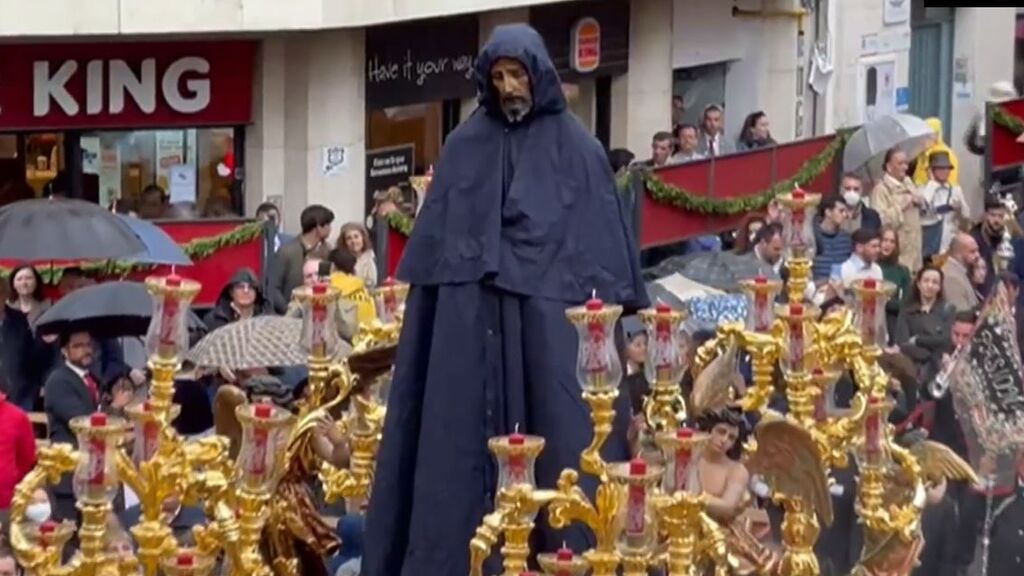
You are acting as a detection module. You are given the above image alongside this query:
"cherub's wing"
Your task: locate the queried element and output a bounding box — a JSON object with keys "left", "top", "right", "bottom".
{"left": 213, "top": 385, "right": 247, "bottom": 459}
{"left": 747, "top": 416, "right": 833, "bottom": 526}
{"left": 692, "top": 341, "right": 739, "bottom": 416}
{"left": 910, "top": 440, "right": 979, "bottom": 487}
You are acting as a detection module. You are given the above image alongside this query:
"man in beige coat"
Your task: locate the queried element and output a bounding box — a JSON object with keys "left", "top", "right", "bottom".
{"left": 941, "top": 233, "right": 981, "bottom": 312}
{"left": 871, "top": 148, "right": 925, "bottom": 272}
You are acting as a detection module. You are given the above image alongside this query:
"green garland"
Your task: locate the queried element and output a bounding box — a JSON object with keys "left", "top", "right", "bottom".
{"left": 2, "top": 221, "right": 265, "bottom": 285}
{"left": 385, "top": 132, "right": 849, "bottom": 233}
{"left": 992, "top": 105, "right": 1024, "bottom": 136}
{"left": 385, "top": 211, "right": 415, "bottom": 237}
{"left": 643, "top": 131, "right": 851, "bottom": 216}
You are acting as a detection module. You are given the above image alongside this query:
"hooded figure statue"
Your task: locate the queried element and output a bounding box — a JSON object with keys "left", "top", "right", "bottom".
{"left": 362, "top": 24, "right": 648, "bottom": 576}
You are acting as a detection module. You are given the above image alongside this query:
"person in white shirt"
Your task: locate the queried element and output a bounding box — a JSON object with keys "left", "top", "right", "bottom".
{"left": 919, "top": 151, "right": 968, "bottom": 260}
{"left": 839, "top": 228, "right": 884, "bottom": 290}
{"left": 697, "top": 104, "right": 735, "bottom": 157}
{"left": 669, "top": 124, "right": 705, "bottom": 165}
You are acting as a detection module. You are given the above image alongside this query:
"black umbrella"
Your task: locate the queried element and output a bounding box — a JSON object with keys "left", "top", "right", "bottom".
{"left": 0, "top": 197, "right": 146, "bottom": 261}
{"left": 35, "top": 281, "right": 206, "bottom": 340}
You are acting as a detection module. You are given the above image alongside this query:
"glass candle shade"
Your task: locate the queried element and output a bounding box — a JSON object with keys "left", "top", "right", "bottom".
{"left": 537, "top": 546, "right": 590, "bottom": 576}
{"left": 144, "top": 274, "right": 201, "bottom": 360}
{"left": 488, "top": 431, "right": 545, "bottom": 492}
{"left": 811, "top": 368, "right": 843, "bottom": 423}
{"left": 776, "top": 303, "right": 818, "bottom": 376}
{"left": 656, "top": 427, "right": 703, "bottom": 494}
{"left": 125, "top": 401, "right": 181, "bottom": 466}
{"left": 566, "top": 297, "right": 624, "bottom": 394}
{"left": 161, "top": 549, "right": 217, "bottom": 576}
{"left": 236, "top": 402, "right": 294, "bottom": 494}
{"left": 610, "top": 459, "right": 662, "bottom": 555}
{"left": 740, "top": 276, "right": 783, "bottom": 333}
{"left": 849, "top": 279, "right": 895, "bottom": 351}
{"left": 27, "top": 520, "right": 75, "bottom": 552}
{"left": 856, "top": 396, "right": 892, "bottom": 469}
{"left": 295, "top": 282, "right": 339, "bottom": 358}
{"left": 639, "top": 304, "right": 686, "bottom": 385}
{"left": 778, "top": 188, "right": 822, "bottom": 260}
{"left": 71, "top": 413, "right": 126, "bottom": 504}
{"left": 373, "top": 278, "right": 410, "bottom": 325}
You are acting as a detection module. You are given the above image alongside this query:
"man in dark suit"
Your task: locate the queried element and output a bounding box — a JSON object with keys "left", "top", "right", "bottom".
{"left": 44, "top": 331, "right": 132, "bottom": 523}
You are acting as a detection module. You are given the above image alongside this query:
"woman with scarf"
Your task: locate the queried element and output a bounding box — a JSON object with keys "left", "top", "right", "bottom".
{"left": 871, "top": 147, "right": 925, "bottom": 272}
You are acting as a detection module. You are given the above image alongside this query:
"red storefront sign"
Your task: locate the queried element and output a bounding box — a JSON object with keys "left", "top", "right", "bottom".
{"left": 0, "top": 41, "right": 255, "bottom": 131}
{"left": 570, "top": 17, "right": 601, "bottom": 74}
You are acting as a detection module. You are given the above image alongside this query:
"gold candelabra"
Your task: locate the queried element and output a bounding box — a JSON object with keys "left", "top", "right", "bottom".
{"left": 9, "top": 275, "right": 407, "bottom": 576}
{"left": 685, "top": 188, "right": 932, "bottom": 576}
{"left": 468, "top": 297, "right": 733, "bottom": 576}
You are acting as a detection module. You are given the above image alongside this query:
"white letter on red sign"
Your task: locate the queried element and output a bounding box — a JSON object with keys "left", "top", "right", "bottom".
{"left": 163, "top": 57, "right": 210, "bottom": 114}
{"left": 34, "top": 61, "right": 79, "bottom": 117}
{"left": 86, "top": 60, "right": 104, "bottom": 115}
{"left": 109, "top": 59, "right": 157, "bottom": 115}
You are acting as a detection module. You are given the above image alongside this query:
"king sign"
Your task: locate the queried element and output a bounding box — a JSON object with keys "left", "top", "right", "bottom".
{"left": 33, "top": 56, "right": 211, "bottom": 117}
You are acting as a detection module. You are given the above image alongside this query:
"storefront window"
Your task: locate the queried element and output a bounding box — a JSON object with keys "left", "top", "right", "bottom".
{"left": 82, "top": 128, "right": 236, "bottom": 217}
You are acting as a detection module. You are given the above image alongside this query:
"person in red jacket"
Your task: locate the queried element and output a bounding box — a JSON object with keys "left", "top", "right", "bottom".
{"left": 0, "top": 392, "right": 36, "bottom": 511}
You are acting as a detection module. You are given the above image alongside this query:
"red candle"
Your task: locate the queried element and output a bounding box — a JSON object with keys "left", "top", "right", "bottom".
{"left": 310, "top": 283, "right": 329, "bottom": 355}
{"left": 789, "top": 303, "right": 803, "bottom": 316}
{"left": 141, "top": 401, "right": 159, "bottom": 460}
{"left": 382, "top": 276, "right": 396, "bottom": 287}
{"left": 674, "top": 428, "right": 694, "bottom": 491}
{"left": 165, "top": 274, "right": 182, "bottom": 288}
{"left": 556, "top": 545, "right": 573, "bottom": 562}
{"left": 655, "top": 302, "right": 671, "bottom": 314}
{"left": 177, "top": 552, "right": 195, "bottom": 567}
{"left": 249, "top": 404, "right": 272, "bottom": 476}
{"left": 792, "top": 188, "right": 805, "bottom": 200}
{"left": 312, "top": 282, "right": 328, "bottom": 295}
{"left": 585, "top": 297, "right": 603, "bottom": 311}
{"left": 39, "top": 520, "right": 56, "bottom": 535}
{"left": 754, "top": 275, "right": 767, "bottom": 285}
{"left": 626, "top": 458, "right": 647, "bottom": 541}
{"left": 865, "top": 397, "right": 881, "bottom": 464}
{"left": 507, "top": 428, "right": 526, "bottom": 483}
{"left": 158, "top": 281, "right": 181, "bottom": 353}
{"left": 86, "top": 413, "right": 108, "bottom": 489}
{"left": 863, "top": 278, "right": 877, "bottom": 290}
{"left": 508, "top": 431, "right": 525, "bottom": 446}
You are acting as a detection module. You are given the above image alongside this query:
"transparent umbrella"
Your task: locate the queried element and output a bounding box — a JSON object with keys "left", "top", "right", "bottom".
{"left": 842, "top": 113, "right": 935, "bottom": 179}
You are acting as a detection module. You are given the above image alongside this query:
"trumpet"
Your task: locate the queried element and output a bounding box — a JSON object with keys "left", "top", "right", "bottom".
{"left": 928, "top": 347, "right": 961, "bottom": 399}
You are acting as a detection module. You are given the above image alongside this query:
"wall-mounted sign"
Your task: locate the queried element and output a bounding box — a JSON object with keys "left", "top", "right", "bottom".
{"left": 530, "top": 0, "right": 629, "bottom": 81}
{"left": 365, "top": 144, "right": 415, "bottom": 215}
{"left": 570, "top": 17, "right": 601, "bottom": 74}
{"left": 883, "top": 0, "right": 910, "bottom": 26}
{"left": 0, "top": 41, "right": 255, "bottom": 131}
{"left": 365, "top": 15, "right": 479, "bottom": 109}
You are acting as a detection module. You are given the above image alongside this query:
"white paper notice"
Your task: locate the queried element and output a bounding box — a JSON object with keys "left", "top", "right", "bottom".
{"left": 168, "top": 165, "right": 197, "bottom": 204}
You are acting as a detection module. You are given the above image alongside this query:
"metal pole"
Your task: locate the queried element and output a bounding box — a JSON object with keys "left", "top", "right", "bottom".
{"left": 981, "top": 474, "right": 995, "bottom": 576}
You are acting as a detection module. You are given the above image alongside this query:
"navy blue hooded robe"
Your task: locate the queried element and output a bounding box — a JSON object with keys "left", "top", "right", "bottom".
{"left": 361, "top": 24, "right": 649, "bottom": 576}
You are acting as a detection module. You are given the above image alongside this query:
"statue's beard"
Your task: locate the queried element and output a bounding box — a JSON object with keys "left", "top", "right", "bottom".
{"left": 501, "top": 96, "right": 532, "bottom": 123}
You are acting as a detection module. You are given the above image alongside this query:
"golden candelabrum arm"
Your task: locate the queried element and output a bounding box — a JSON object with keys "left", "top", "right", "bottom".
{"left": 466, "top": 484, "right": 560, "bottom": 576}
{"left": 546, "top": 469, "right": 623, "bottom": 576}
{"left": 654, "top": 490, "right": 736, "bottom": 576}
{"left": 814, "top": 393, "right": 868, "bottom": 470}
{"left": 579, "top": 390, "right": 618, "bottom": 479}
{"left": 319, "top": 364, "right": 387, "bottom": 504}
{"left": 692, "top": 323, "right": 781, "bottom": 415}
{"left": 9, "top": 445, "right": 79, "bottom": 576}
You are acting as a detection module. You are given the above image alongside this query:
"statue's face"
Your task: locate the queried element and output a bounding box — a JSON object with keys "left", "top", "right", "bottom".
{"left": 490, "top": 58, "right": 532, "bottom": 123}
{"left": 709, "top": 422, "right": 739, "bottom": 456}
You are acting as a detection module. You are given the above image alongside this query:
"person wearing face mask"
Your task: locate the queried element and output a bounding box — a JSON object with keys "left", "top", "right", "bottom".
{"left": 839, "top": 174, "right": 882, "bottom": 234}
{"left": 22, "top": 488, "right": 53, "bottom": 527}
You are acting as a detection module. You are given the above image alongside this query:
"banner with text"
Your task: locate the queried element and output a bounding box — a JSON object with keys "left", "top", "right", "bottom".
{"left": 366, "top": 145, "right": 416, "bottom": 215}
{"left": 365, "top": 15, "right": 479, "bottom": 109}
